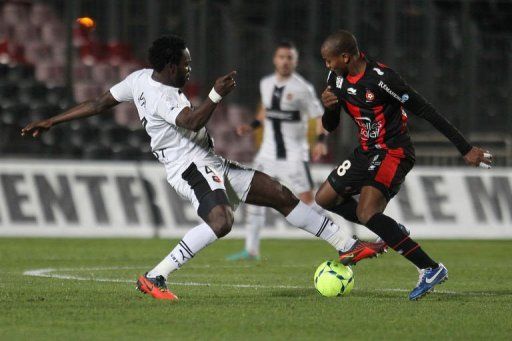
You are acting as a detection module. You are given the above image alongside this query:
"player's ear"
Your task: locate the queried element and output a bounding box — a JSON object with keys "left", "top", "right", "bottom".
{"left": 342, "top": 53, "right": 350, "bottom": 64}
{"left": 168, "top": 63, "right": 177, "bottom": 76}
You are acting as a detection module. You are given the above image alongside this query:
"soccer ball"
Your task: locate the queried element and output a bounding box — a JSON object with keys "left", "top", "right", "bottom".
{"left": 314, "top": 260, "right": 354, "bottom": 297}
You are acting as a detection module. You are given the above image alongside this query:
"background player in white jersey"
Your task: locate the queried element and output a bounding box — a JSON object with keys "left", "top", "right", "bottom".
{"left": 21, "top": 35, "right": 385, "bottom": 301}
{"left": 228, "top": 41, "right": 329, "bottom": 260}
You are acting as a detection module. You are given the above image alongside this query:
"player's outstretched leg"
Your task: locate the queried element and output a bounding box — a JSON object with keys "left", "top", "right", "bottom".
{"left": 244, "top": 171, "right": 386, "bottom": 264}
{"left": 226, "top": 204, "right": 263, "bottom": 261}
{"left": 137, "top": 202, "right": 234, "bottom": 301}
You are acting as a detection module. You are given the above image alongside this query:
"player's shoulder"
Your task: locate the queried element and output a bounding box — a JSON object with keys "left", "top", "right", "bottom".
{"left": 126, "top": 68, "right": 152, "bottom": 80}
{"left": 260, "top": 73, "right": 275, "bottom": 85}
{"left": 366, "top": 59, "right": 401, "bottom": 82}
{"left": 290, "top": 73, "right": 314, "bottom": 90}
{"left": 119, "top": 68, "right": 152, "bottom": 89}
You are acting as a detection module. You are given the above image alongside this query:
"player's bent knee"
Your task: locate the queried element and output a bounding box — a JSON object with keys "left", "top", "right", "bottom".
{"left": 356, "top": 205, "right": 378, "bottom": 225}
{"left": 315, "top": 182, "right": 340, "bottom": 209}
{"left": 198, "top": 189, "right": 230, "bottom": 221}
{"left": 315, "top": 190, "right": 330, "bottom": 209}
{"left": 276, "top": 185, "right": 299, "bottom": 213}
{"left": 207, "top": 204, "right": 234, "bottom": 238}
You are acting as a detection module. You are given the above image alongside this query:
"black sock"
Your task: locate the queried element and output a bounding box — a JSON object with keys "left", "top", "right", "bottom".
{"left": 365, "top": 213, "right": 438, "bottom": 269}
{"left": 328, "top": 197, "right": 360, "bottom": 224}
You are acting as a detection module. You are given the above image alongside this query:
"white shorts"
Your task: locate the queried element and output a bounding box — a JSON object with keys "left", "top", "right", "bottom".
{"left": 253, "top": 158, "right": 314, "bottom": 194}
{"left": 161, "top": 153, "right": 255, "bottom": 214}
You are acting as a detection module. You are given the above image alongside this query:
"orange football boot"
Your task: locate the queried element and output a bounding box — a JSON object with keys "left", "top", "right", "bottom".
{"left": 136, "top": 273, "right": 178, "bottom": 301}
{"left": 339, "top": 239, "right": 387, "bottom": 265}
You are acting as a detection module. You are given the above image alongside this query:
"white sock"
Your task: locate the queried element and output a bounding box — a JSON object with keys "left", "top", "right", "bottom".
{"left": 147, "top": 223, "right": 218, "bottom": 279}
{"left": 245, "top": 205, "right": 265, "bottom": 256}
{"left": 310, "top": 201, "right": 326, "bottom": 214}
{"left": 285, "top": 201, "right": 356, "bottom": 251}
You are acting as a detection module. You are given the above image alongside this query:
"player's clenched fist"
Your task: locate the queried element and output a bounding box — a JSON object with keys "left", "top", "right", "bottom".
{"left": 321, "top": 86, "right": 338, "bottom": 109}
{"left": 214, "top": 71, "right": 237, "bottom": 96}
{"left": 21, "top": 119, "right": 53, "bottom": 137}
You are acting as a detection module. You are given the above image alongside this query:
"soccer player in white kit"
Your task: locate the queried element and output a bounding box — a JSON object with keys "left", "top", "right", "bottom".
{"left": 22, "top": 35, "right": 385, "bottom": 301}
{"left": 227, "top": 41, "right": 329, "bottom": 261}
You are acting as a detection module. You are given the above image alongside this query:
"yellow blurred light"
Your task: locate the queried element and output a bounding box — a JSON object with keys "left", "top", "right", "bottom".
{"left": 76, "top": 17, "right": 95, "bottom": 28}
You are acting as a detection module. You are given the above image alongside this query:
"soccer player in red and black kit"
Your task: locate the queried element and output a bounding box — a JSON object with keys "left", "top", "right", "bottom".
{"left": 316, "top": 30, "right": 493, "bottom": 300}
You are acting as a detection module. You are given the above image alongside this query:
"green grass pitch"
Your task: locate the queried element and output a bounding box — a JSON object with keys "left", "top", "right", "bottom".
{"left": 1, "top": 238, "right": 511, "bottom": 340}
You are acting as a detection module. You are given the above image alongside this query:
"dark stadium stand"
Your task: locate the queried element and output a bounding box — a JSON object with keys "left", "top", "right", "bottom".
{"left": 0, "top": 0, "right": 510, "bottom": 165}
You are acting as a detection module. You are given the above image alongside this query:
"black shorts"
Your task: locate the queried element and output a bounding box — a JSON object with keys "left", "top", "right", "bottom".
{"left": 327, "top": 146, "right": 415, "bottom": 201}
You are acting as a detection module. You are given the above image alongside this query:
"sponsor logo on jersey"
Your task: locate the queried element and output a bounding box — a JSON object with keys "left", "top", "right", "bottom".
{"left": 373, "top": 67, "right": 384, "bottom": 76}
{"left": 354, "top": 117, "right": 382, "bottom": 141}
{"left": 347, "top": 87, "right": 357, "bottom": 95}
{"left": 266, "top": 110, "right": 300, "bottom": 121}
{"left": 365, "top": 90, "right": 375, "bottom": 102}
{"left": 336, "top": 76, "right": 344, "bottom": 89}
{"left": 378, "top": 80, "right": 408, "bottom": 103}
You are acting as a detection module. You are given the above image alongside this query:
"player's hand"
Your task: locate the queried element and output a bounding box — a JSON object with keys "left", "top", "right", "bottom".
{"left": 236, "top": 124, "right": 253, "bottom": 136}
{"left": 463, "top": 147, "right": 493, "bottom": 168}
{"left": 21, "top": 119, "right": 53, "bottom": 138}
{"left": 214, "top": 71, "right": 237, "bottom": 97}
{"left": 321, "top": 86, "right": 338, "bottom": 109}
{"left": 312, "top": 142, "right": 328, "bottom": 162}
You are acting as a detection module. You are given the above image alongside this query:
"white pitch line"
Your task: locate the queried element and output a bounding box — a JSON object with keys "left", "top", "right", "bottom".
{"left": 27, "top": 264, "right": 311, "bottom": 272}
{"left": 22, "top": 266, "right": 470, "bottom": 295}
{"left": 23, "top": 268, "right": 306, "bottom": 289}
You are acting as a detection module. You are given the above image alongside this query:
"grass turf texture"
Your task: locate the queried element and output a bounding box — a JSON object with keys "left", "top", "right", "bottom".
{"left": 1, "top": 238, "right": 511, "bottom": 340}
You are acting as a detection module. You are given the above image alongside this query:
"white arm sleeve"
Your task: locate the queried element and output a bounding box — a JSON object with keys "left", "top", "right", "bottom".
{"left": 110, "top": 75, "right": 134, "bottom": 102}
{"left": 156, "top": 96, "right": 190, "bottom": 126}
{"left": 303, "top": 84, "right": 323, "bottom": 119}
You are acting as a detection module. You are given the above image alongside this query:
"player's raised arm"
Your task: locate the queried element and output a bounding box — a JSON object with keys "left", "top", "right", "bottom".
{"left": 380, "top": 69, "right": 493, "bottom": 168}
{"left": 21, "top": 91, "right": 120, "bottom": 138}
{"left": 175, "top": 71, "right": 237, "bottom": 132}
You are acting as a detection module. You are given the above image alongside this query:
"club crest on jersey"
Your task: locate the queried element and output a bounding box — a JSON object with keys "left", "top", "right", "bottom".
{"left": 286, "top": 93, "right": 293, "bottom": 101}
{"left": 336, "top": 76, "right": 343, "bottom": 89}
{"left": 347, "top": 87, "right": 357, "bottom": 95}
{"left": 365, "top": 90, "right": 375, "bottom": 102}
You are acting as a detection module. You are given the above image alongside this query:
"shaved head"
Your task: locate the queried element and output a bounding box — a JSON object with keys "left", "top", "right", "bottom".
{"left": 322, "top": 30, "right": 359, "bottom": 57}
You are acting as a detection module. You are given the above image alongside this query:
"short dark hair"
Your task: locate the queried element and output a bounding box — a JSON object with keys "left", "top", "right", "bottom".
{"left": 276, "top": 40, "right": 297, "bottom": 51}
{"left": 323, "top": 30, "right": 359, "bottom": 56}
{"left": 148, "top": 35, "right": 186, "bottom": 72}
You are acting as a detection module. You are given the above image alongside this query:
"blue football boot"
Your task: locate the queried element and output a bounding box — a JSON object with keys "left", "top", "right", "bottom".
{"left": 409, "top": 263, "right": 448, "bottom": 300}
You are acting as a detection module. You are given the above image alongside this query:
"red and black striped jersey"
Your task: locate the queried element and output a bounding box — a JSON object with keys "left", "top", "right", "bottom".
{"left": 323, "top": 57, "right": 472, "bottom": 155}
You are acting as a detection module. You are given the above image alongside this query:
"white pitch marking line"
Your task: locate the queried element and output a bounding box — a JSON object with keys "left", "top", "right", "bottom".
{"left": 22, "top": 266, "right": 473, "bottom": 295}
{"left": 23, "top": 268, "right": 306, "bottom": 289}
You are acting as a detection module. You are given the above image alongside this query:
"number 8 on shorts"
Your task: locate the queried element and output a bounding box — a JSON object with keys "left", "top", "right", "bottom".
{"left": 337, "top": 160, "right": 351, "bottom": 176}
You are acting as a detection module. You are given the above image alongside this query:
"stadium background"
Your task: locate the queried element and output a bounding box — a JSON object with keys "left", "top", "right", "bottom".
{"left": 0, "top": 0, "right": 511, "bottom": 239}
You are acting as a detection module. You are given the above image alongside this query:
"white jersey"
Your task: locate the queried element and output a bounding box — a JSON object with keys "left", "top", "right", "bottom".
{"left": 258, "top": 72, "right": 323, "bottom": 162}
{"left": 109, "top": 69, "right": 213, "bottom": 164}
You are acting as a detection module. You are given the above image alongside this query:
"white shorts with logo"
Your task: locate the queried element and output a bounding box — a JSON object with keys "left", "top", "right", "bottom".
{"left": 253, "top": 157, "right": 314, "bottom": 195}
{"left": 160, "top": 152, "right": 255, "bottom": 212}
